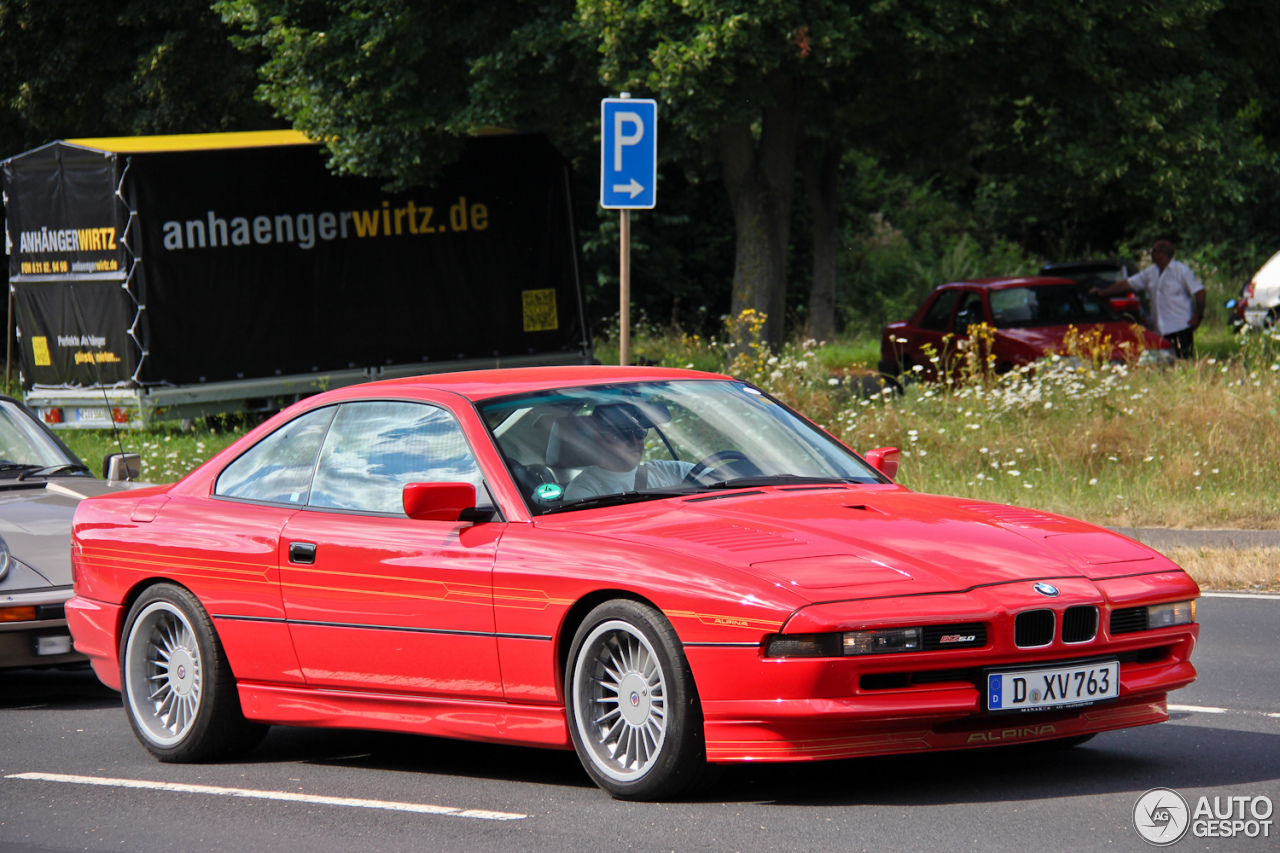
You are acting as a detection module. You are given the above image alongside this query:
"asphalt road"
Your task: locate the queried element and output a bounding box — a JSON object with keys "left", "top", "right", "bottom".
{"left": 1, "top": 595, "right": 1276, "bottom": 853}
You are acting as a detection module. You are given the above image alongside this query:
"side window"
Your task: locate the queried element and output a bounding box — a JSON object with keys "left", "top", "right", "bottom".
{"left": 308, "top": 401, "right": 483, "bottom": 515}
{"left": 215, "top": 406, "right": 336, "bottom": 504}
{"left": 953, "top": 292, "right": 987, "bottom": 331}
{"left": 919, "top": 290, "right": 959, "bottom": 331}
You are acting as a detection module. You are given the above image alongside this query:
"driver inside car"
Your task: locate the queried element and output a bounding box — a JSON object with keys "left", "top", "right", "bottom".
{"left": 563, "top": 404, "right": 694, "bottom": 501}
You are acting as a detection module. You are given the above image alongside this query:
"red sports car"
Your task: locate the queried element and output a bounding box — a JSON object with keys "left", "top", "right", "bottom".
{"left": 880, "top": 277, "right": 1174, "bottom": 379}
{"left": 68, "top": 366, "right": 1199, "bottom": 800}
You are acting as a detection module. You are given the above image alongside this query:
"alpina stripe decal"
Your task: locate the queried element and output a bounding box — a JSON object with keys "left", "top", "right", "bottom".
{"left": 6, "top": 773, "right": 525, "bottom": 820}
{"left": 212, "top": 613, "right": 550, "bottom": 641}
{"left": 682, "top": 642, "right": 761, "bottom": 648}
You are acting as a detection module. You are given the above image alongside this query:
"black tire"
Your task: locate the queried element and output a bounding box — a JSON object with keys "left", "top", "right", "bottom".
{"left": 565, "top": 599, "right": 707, "bottom": 800}
{"left": 119, "top": 584, "right": 267, "bottom": 762}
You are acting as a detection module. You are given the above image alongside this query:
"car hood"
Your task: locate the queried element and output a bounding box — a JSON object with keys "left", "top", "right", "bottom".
{"left": 0, "top": 478, "right": 142, "bottom": 586}
{"left": 550, "top": 488, "right": 1166, "bottom": 602}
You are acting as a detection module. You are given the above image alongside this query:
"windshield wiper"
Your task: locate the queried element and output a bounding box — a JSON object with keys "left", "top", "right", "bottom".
{"left": 702, "top": 475, "right": 855, "bottom": 489}
{"left": 540, "top": 490, "right": 689, "bottom": 515}
{"left": 0, "top": 463, "right": 45, "bottom": 478}
{"left": 16, "top": 463, "right": 92, "bottom": 481}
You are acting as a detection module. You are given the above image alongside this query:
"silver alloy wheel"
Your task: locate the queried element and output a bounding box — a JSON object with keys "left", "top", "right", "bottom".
{"left": 124, "top": 600, "right": 203, "bottom": 747}
{"left": 572, "top": 619, "right": 668, "bottom": 783}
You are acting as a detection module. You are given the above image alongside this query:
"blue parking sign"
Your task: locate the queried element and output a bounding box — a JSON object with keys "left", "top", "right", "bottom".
{"left": 600, "top": 98, "right": 657, "bottom": 209}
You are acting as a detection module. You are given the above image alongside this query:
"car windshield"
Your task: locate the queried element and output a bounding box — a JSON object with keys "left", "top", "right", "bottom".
{"left": 988, "top": 285, "right": 1121, "bottom": 329}
{"left": 0, "top": 400, "right": 82, "bottom": 475}
{"left": 478, "top": 379, "right": 883, "bottom": 515}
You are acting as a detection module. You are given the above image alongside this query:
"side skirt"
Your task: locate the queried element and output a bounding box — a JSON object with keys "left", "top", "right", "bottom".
{"left": 237, "top": 682, "right": 572, "bottom": 750}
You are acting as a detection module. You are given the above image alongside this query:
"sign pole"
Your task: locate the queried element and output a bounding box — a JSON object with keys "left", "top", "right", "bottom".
{"left": 620, "top": 209, "right": 631, "bottom": 366}
{"left": 599, "top": 90, "right": 656, "bottom": 367}
{"left": 618, "top": 91, "right": 632, "bottom": 367}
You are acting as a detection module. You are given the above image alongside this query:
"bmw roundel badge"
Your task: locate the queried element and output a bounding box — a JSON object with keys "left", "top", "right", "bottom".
{"left": 1033, "top": 582, "right": 1060, "bottom": 597}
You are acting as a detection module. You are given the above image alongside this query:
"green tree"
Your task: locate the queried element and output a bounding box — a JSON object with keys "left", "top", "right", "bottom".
{"left": 217, "top": 0, "right": 599, "bottom": 188}
{"left": 216, "top": 0, "right": 1275, "bottom": 345}
{"left": 0, "top": 0, "right": 277, "bottom": 156}
{"left": 852, "top": 0, "right": 1269, "bottom": 257}
{"left": 579, "top": 2, "right": 861, "bottom": 347}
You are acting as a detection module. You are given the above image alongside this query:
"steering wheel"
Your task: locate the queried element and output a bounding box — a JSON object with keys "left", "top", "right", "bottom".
{"left": 682, "top": 450, "right": 754, "bottom": 485}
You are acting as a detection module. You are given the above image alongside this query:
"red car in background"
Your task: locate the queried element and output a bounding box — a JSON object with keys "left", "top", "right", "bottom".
{"left": 880, "top": 277, "right": 1174, "bottom": 379}
{"left": 67, "top": 366, "right": 1198, "bottom": 800}
{"left": 1040, "top": 260, "right": 1144, "bottom": 321}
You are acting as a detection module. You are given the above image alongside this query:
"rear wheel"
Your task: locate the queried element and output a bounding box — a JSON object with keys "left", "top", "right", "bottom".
{"left": 566, "top": 600, "right": 707, "bottom": 800}
{"left": 120, "top": 584, "right": 266, "bottom": 762}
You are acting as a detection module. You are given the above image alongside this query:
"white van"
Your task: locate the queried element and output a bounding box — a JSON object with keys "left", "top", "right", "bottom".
{"left": 1239, "top": 250, "right": 1280, "bottom": 328}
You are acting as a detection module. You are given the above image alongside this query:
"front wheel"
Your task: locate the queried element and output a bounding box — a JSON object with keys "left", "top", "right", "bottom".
{"left": 565, "top": 600, "right": 707, "bottom": 800}
{"left": 120, "top": 584, "right": 267, "bottom": 762}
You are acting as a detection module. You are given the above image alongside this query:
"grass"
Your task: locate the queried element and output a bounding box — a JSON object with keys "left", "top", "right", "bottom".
{"left": 1165, "top": 547, "right": 1280, "bottom": 593}
{"left": 59, "top": 421, "right": 246, "bottom": 484}
{"left": 44, "top": 322, "right": 1280, "bottom": 592}
{"left": 49, "top": 317, "right": 1280, "bottom": 534}
{"left": 592, "top": 315, "right": 1280, "bottom": 530}
{"left": 829, "top": 358, "right": 1280, "bottom": 530}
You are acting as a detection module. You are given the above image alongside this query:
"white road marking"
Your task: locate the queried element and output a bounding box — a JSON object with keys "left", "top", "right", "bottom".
{"left": 1168, "top": 704, "right": 1228, "bottom": 714}
{"left": 1199, "top": 592, "right": 1280, "bottom": 600}
{"left": 5, "top": 772, "right": 526, "bottom": 821}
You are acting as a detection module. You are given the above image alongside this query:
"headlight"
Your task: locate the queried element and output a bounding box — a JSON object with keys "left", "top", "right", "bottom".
{"left": 0, "top": 535, "right": 9, "bottom": 581}
{"left": 1148, "top": 600, "right": 1195, "bottom": 628}
{"left": 844, "top": 627, "right": 922, "bottom": 655}
{"left": 765, "top": 627, "right": 923, "bottom": 658}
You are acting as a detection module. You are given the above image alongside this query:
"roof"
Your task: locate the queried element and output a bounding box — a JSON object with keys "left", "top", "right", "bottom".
{"left": 64, "top": 130, "right": 315, "bottom": 154}
{"left": 346, "top": 365, "right": 732, "bottom": 402}
{"left": 1041, "top": 260, "right": 1128, "bottom": 272}
{"left": 936, "top": 276, "right": 1077, "bottom": 289}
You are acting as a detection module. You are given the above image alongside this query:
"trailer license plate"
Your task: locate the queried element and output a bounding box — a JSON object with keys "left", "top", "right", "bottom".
{"left": 75, "top": 408, "right": 109, "bottom": 423}
{"left": 986, "top": 660, "right": 1119, "bottom": 713}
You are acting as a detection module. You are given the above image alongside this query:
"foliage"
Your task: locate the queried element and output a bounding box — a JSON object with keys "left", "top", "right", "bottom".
{"left": 217, "top": 0, "right": 598, "bottom": 189}
{"left": 578, "top": 1, "right": 860, "bottom": 139}
{"left": 583, "top": 163, "right": 735, "bottom": 337}
{"left": 0, "top": 0, "right": 278, "bottom": 155}
{"left": 832, "top": 153, "right": 1039, "bottom": 336}
{"left": 868, "top": 0, "right": 1272, "bottom": 257}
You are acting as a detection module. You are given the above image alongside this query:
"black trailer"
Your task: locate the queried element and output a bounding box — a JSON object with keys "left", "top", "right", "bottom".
{"left": 2, "top": 130, "right": 589, "bottom": 427}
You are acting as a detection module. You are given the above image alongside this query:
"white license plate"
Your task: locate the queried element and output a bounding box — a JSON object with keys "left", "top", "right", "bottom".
{"left": 986, "top": 660, "right": 1119, "bottom": 713}
{"left": 75, "top": 407, "right": 109, "bottom": 422}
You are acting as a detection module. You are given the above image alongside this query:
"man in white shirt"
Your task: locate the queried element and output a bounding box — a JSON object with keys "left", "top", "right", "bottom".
{"left": 563, "top": 406, "right": 694, "bottom": 501}
{"left": 1091, "top": 241, "right": 1205, "bottom": 358}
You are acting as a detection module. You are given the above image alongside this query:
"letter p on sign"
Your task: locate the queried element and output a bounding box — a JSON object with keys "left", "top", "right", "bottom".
{"left": 613, "top": 112, "right": 644, "bottom": 170}
{"left": 601, "top": 98, "right": 657, "bottom": 209}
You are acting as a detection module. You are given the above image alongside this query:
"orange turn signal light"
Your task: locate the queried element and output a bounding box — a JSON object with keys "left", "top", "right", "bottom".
{"left": 0, "top": 606, "right": 38, "bottom": 623}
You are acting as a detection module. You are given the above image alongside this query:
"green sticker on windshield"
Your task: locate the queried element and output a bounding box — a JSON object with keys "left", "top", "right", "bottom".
{"left": 535, "top": 483, "right": 563, "bottom": 502}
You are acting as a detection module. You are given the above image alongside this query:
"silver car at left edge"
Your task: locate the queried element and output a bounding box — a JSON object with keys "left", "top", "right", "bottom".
{"left": 0, "top": 394, "right": 142, "bottom": 670}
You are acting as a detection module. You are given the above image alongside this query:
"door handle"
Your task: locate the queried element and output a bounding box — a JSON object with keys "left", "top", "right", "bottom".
{"left": 288, "top": 542, "right": 317, "bottom": 564}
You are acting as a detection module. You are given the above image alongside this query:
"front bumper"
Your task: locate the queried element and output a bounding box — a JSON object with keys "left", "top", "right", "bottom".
{"left": 685, "top": 574, "right": 1199, "bottom": 762}
{"left": 0, "top": 585, "right": 85, "bottom": 670}
{"left": 692, "top": 647, "right": 1192, "bottom": 761}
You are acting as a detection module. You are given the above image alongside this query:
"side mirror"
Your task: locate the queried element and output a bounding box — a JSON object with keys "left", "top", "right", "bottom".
{"left": 103, "top": 452, "right": 142, "bottom": 482}
{"left": 402, "top": 482, "right": 478, "bottom": 521}
{"left": 864, "top": 446, "right": 901, "bottom": 481}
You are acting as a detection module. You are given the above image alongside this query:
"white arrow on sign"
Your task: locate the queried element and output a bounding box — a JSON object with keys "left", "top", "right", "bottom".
{"left": 611, "top": 178, "right": 645, "bottom": 199}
